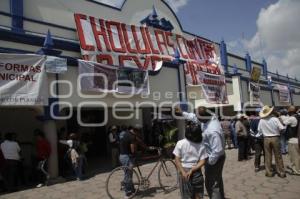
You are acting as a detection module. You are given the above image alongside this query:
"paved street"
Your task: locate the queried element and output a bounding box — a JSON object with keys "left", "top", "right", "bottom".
{"left": 1, "top": 149, "right": 300, "bottom": 199}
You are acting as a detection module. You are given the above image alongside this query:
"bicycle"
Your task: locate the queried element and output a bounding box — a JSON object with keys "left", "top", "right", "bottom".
{"left": 105, "top": 147, "right": 178, "bottom": 199}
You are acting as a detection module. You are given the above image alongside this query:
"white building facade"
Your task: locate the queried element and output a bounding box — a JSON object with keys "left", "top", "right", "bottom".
{"left": 0, "top": 0, "right": 299, "bottom": 178}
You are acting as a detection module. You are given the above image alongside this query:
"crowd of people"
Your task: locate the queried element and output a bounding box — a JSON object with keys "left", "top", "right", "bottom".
{"left": 0, "top": 105, "right": 300, "bottom": 199}
{"left": 0, "top": 130, "right": 51, "bottom": 192}
{"left": 173, "top": 105, "right": 300, "bottom": 199}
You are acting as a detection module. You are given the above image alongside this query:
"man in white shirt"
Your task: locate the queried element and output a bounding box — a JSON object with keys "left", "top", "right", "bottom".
{"left": 0, "top": 133, "right": 21, "bottom": 191}
{"left": 258, "top": 106, "right": 286, "bottom": 178}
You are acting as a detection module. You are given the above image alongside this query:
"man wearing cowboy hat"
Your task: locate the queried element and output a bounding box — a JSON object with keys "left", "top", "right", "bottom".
{"left": 258, "top": 105, "right": 286, "bottom": 178}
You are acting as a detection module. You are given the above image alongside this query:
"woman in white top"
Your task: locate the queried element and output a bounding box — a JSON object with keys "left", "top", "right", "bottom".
{"left": 173, "top": 123, "right": 207, "bottom": 199}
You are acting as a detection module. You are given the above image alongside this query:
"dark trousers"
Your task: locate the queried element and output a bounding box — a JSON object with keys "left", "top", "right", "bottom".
{"left": 238, "top": 137, "right": 248, "bottom": 161}
{"left": 36, "top": 159, "right": 49, "bottom": 184}
{"left": 205, "top": 154, "right": 225, "bottom": 199}
{"left": 254, "top": 139, "right": 264, "bottom": 168}
{"left": 248, "top": 136, "right": 255, "bottom": 153}
{"left": 73, "top": 156, "right": 84, "bottom": 180}
{"left": 3, "top": 159, "right": 19, "bottom": 192}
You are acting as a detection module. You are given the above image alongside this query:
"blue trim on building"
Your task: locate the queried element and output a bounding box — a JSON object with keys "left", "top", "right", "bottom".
{"left": 220, "top": 40, "right": 228, "bottom": 73}
{"left": 0, "top": 11, "right": 76, "bottom": 32}
{"left": 0, "top": 47, "right": 78, "bottom": 66}
{"left": 245, "top": 53, "right": 252, "bottom": 72}
{"left": 262, "top": 59, "right": 268, "bottom": 78}
{"left": 0, "top": 28, "right": 80, "bottom": 52}
{"left": 227, "top": 65, "right": 300, "bottom": 88}
{"left": 10, "top": 0, "right": 24, "bottom": 33}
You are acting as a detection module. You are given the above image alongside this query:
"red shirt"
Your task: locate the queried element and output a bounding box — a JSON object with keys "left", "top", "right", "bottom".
{"left": 36, "top": 138, "right": 51, "bottom": 159}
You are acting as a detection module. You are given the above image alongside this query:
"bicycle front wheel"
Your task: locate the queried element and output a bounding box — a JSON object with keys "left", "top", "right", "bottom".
{"left": 106, "top": 166, "right": 140, "bottom": 199}
{"left": 158, "top": 159, "right": 178, "bottom": 192}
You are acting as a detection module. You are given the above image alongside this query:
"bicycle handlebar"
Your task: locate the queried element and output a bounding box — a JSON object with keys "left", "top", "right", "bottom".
{"left": 148, "top": 146, "right": 163, "bottom": 156}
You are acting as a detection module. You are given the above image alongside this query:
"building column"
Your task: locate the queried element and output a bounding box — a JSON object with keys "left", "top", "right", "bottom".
{"left": 43, "top": 119, "right": 58, "bottom": 178}
{"left": 231, "top": 75, "right": 243, "bottom": 111}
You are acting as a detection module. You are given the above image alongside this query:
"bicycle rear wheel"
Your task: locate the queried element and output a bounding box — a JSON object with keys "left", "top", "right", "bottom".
{"left": 158, "top": 159, "right": 178, "bottom": 192}
{"left": 106, "top": 166, "right": 140, "bottom": 199}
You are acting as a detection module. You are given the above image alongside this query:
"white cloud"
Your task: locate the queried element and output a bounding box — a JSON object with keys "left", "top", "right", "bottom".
{"left": 94, "top": 0, "right": 124, "bottom": 8}
{"left": 165, "top": 0, "right": 189, "bottom": 13}
{"left": 228, "top": 0, "right": 300, "bottom": 78}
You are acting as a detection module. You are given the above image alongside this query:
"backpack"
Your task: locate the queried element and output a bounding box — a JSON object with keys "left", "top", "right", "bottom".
{"left": 249, "top": 118, "right": 262, "bottom": 139}
{"left": 287, "top": 115, "right": 300, "bottom": 139}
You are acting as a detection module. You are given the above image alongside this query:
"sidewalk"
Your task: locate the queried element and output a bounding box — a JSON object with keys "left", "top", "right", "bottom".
{"left": 0, "top": 149, "right": 299, "bottom": 199}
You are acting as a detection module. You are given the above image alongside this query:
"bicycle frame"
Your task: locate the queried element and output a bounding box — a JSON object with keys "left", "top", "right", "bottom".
{"left": 135, "top": 158, "right": 162, "bottom": 181}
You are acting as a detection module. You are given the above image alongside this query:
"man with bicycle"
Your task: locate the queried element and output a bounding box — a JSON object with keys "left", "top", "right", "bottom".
{"left": 119, "top": 126, "right": 148, "bottom": 199}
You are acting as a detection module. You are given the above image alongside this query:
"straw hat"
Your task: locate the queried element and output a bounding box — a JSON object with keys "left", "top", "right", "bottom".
{"left": 111, "top": 125, "right": 117, "bottom": 130}
{"left": 259, "top": 105, "right": 274, "bottom": 118}
{"left": 236, "top": 113, "right": 248, "bottom": 120}
{"left": 236, "top": 113, "right": 244, "bottom": 119}
{"left": 288, "top": 106, "right": 296, "bottom": 114}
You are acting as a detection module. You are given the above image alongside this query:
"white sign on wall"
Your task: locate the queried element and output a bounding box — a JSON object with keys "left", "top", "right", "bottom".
{"left": 45, "top": 56, "right": 67, "bottom": 74}
{"left": 275, "top": 84, "right": 290, "bottom": 103}
{"left": 0, "top": 53, "right": 49, "bottom": 105}
{"left": 78, "top": 59, "right": 149, "bottom": 94}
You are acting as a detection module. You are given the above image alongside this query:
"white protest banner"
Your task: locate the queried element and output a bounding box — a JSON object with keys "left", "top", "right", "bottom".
{"left": 78, "top": 60, "right": 149, "bottom": 94}
{"left": 45, "top": 56, "right": 67, "bottom": 74}
{"left": 197, "top": 71, "right": 228, "bottom": 104}
{"left": 249, "top": 82, "right": 260, "bottom": 104}
{"left": 117, "top": 68, "right": 149, "bottom": 95}
{"left": 0, "top": 53, "right": 48, "bottom": 105}
{"left": 275, "top": 84, "right": 290, "bottom": 103}
{"left": 78, "top": 60, "right": 118, "bottom": 92}
{"left": 74, "top": 13, "right": 222, "bottom": 86}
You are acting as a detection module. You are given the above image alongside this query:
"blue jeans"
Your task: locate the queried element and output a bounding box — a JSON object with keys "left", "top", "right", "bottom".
{"left": 73, "top": 156, "right": 83, "bottom": 180}
{"left": 119, "top": 154, "right": 135, "bottom": 195}
{"left": 230, "top": 128, "right": 238, "bottom": 148}
{"left": 280, "top": 133, "right": 288, "bottom": 154}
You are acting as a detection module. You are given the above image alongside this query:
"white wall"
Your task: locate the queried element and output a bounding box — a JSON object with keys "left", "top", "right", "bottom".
{"left": 259, "top": 90, "right": 272, "bottom": 105}
{"left": 0, "top": 0, "right": 9, "bottom": 12}
{"left": 292, "top": 93, "right": 300, "bottom": 106}
{"left": 0, "top": 0, "right": 11, "bottom": 28}
{"left": 21, "top": 0, "right": 182, "bottom": 41}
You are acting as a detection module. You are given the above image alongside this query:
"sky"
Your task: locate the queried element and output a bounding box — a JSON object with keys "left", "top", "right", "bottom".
{"left": 94, "top": 0, "right": 300, "bottom": 78}
{"left": 166, "top": 0, "right": 300, "bottom": 78}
